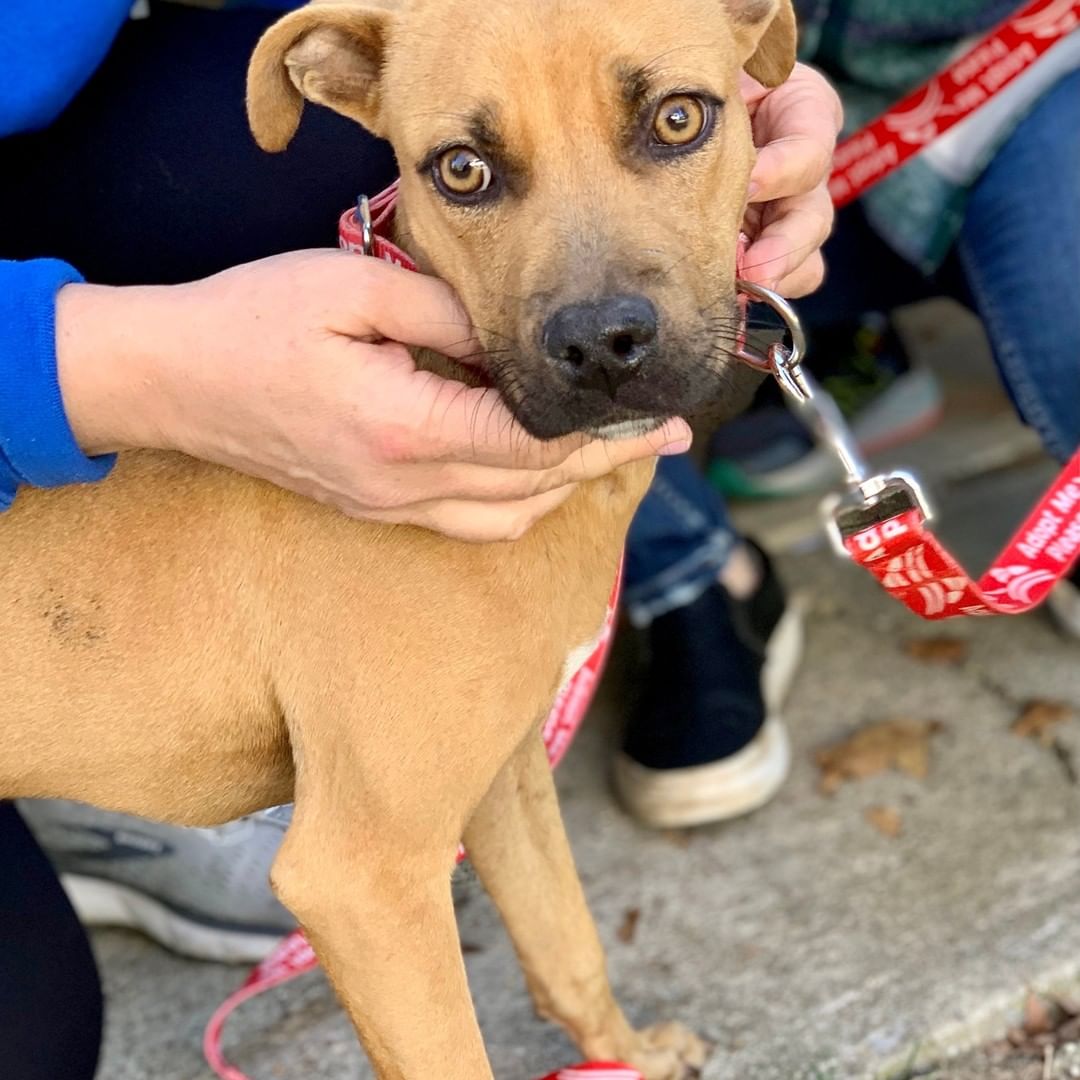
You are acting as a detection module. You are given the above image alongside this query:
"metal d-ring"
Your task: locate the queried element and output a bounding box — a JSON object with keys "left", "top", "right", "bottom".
{"left": 735, "top": 279, "right": 810, "bottom": 402}
{"left": 355, "top": 194, "right": 375, "bottom": 256}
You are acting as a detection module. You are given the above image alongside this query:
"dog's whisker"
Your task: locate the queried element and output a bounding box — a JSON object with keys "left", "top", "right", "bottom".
{"left": 738, "top": 238, "right": 823, "bottom": 274}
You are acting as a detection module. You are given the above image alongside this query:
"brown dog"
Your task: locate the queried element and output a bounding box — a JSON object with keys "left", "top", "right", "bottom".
{"left": 0, "top": 1, "right": 795, "bottom": 1076}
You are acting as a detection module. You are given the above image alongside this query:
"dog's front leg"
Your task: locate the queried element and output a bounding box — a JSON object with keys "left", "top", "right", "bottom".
{"left": 272, "top": 786, "right": 493, "bottom": 1080}
{"left": 463, "top": 735, "right": 710, "bottom": 1080}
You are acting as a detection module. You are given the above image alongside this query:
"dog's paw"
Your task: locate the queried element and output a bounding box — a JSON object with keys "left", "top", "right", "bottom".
{"left": 624, "top": 1020, "right": 711, "bottom": 1080}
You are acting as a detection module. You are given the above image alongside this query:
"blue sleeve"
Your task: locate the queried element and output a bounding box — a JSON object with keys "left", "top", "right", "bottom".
{"left": 0, "top": 0, "right": 133, "bottom": 136}
{"left": 0, "top": 260, "right": 117, "bottom": 511}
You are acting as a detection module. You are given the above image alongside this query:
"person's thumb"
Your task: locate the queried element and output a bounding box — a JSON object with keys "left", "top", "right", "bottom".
{"left": 336, "top": 255, "right": 483, "bottom": 362}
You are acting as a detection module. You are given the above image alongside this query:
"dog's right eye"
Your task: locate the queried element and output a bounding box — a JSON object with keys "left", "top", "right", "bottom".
{"left": 433, "top": 147, "right": 494, "bottom": 201}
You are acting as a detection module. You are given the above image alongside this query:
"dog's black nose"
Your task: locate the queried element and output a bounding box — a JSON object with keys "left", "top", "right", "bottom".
{"left": 542, "top": 295, "right": 658, "bottom": 396}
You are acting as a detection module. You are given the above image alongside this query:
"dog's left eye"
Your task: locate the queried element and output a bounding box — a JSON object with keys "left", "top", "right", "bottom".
{"left": 651, "top": 94, "right": 710, "bottom": 148}
{"left": 433, "top": 147, "right": 494, "bottom": 200}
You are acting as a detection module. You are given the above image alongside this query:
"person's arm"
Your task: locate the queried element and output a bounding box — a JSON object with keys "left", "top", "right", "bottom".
{"left": 45, "top": 250, "right": 692, "bottom": 542}
{"left": 0, "top": 254, "right": 687, "bottom": 536}
{"left": 0, "top": 260, "right": 116, "bottom": 510}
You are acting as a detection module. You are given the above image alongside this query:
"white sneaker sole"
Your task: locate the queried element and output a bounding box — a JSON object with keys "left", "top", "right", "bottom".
{"left": 613, "top": 604, "right": 803, "bottom": 829}
{"left": 60, "top": 874, "right": 287, "bottom": 963}
{"left": 761, "top": 597, "right": 805, "bottom": 714}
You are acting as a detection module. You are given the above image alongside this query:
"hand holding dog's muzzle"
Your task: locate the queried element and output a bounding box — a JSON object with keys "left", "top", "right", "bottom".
{"left": 56, "top": 249, "right": 690, "bottom": 544}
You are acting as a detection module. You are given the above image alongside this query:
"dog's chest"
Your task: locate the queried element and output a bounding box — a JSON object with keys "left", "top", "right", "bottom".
{"left": 557, "top": 619, "right": 607, "bottom": 695}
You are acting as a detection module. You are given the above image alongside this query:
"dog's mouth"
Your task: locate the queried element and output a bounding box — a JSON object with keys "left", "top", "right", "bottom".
{"left": 480, "top": 349, "right": 759, "bottom": 440}
{"left": 470, "top": 292, "right": 758, "bottom": 441}
{"left": 589, "top": 417, "right": 668, "bottom": 440}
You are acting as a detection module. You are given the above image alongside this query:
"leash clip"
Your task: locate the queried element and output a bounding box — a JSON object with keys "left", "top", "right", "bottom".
{"left": 787, "top": 368, "right": 933, "bottom": 558}
{"left": 821, "top": 471, "right": 934, "bottom": 559}
{"left": 735, "top": 280, "right": 934, "bottom": 559}
{"left": 796, "top": 369, "right": 934, "bottom": 558}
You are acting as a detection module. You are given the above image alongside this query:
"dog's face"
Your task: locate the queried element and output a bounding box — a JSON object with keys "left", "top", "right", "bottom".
{"left": 249, "top": 0, "right": 796, "bottom": 438}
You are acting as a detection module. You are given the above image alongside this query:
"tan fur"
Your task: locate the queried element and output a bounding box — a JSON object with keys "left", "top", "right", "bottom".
{"left": 1, "top": 1, "right": 795, "bottom": 1076}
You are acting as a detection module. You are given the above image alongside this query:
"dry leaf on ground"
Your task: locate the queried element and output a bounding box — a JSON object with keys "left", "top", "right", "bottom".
{"left": 1012, "top": 700, "right": 1073, "bottom": 745}
{"left": 1002, "top": 993, "right": 1080, "bottom": 1052}
{"left": 904, "top": 637, "right": 970, "bottom": 665}
{"left": 864, "top": 805, "right": 903, "bottom": 838}
{"left": 616, "top": 908, "right": 641, "bottom": 944}
{"left": 816, "top": 718, "right": 944, "bottom": 795}
{"left": 1023, "top": 992, "right": 1056, "bottom": 1037}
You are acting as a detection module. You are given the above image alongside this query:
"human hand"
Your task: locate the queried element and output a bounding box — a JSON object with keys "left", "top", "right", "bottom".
{"left": 740, "top": 62, "right": 844, "bottom": 297}
{"left": 55, "top": 251, "right": 691, "bottom": 541}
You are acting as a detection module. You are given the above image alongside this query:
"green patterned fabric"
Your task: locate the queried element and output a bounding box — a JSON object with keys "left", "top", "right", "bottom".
{"left": 796, "top": 1, "right": 1075, "bottom": 269}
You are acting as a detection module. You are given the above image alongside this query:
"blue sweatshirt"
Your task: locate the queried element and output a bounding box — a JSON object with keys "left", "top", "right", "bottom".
{"left": 0, "top": 0, "right": 298, "bottom": 510}
{"left": 0, "top": 0, "right": 133, "bottom": 508}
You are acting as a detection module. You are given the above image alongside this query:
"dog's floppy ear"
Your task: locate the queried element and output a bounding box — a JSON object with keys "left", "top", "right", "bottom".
{"left": 727, "top": 0, "right": 798, "bottom": 87}
{"left": 247, "top": 1, "right": 398, "bottom": 152}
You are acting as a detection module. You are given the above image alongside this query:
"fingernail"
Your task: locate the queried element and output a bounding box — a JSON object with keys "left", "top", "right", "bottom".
{"left": 658, "top": 438, "right": 692, "bottom": 456}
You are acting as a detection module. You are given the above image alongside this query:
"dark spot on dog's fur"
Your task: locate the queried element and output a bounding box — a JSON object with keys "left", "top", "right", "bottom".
{"left": 38, "top": 586, "right": 107, "bottom": 648}
{"left": 47, "top": 604, "right": 73, "bottom": 635}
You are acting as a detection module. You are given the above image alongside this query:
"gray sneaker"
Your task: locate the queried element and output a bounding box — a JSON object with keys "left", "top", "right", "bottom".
{"left": 16, "top": 800, "right": 295, "bottom": 962}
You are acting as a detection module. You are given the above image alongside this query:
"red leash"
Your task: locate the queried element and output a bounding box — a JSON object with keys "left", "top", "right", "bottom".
{"left": 778, "top": 362, "right": 1080, "bottom": 619}
{"left": 837, "top": 456, "right": 1080, "bottom": 618}
{"left": 339, "top": 181, "right": 413, "bottom": 269}
{"left": 790, "top": 0, "right": 1080, "bottom": 615}
{"left": 829, "top": 0, "right": 1080, "bottom": 206}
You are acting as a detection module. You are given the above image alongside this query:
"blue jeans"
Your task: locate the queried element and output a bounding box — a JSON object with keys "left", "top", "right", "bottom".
{"left": 624, "top": 454, "right": 738, "bottom": 627}
{"left": 956, "top": 65, "right": 1080, "bottom": 464}
{"left": 625, "top": 66, "right": 1080, "bottom": 622}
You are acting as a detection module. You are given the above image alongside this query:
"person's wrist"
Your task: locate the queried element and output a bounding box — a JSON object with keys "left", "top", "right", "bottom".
{"left": 55, "top": 282, "right": 177, "bottom": 456}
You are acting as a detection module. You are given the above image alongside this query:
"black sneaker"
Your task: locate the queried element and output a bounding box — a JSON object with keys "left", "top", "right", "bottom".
{"left": 613, "top": 544, "right": 802, "bottom": 828}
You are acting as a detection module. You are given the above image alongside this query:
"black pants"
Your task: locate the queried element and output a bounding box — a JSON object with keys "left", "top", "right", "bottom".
{"left": 1, "top": 5, "right": 397, "bottom": 1076}
{"left": 0, "top": 803, "right": 103, "bottom": 1079}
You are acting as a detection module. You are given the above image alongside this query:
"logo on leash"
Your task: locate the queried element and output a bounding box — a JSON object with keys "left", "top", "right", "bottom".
{"left": 1013, "top": 0, "right": 1079, "bottom": 36}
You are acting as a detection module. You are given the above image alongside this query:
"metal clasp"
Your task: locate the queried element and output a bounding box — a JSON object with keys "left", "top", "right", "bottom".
{"left": 820, "top": 470, "right": 934, "bottom": 558}
{"left": 355, "top": 194, "right": 374, "bottom": 256}
{"left": 736, "top": 280, "right": 934, "bottom": 558}
{"left": 735, "top": 280, "right": 811, "bottom": 403}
